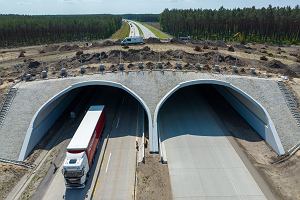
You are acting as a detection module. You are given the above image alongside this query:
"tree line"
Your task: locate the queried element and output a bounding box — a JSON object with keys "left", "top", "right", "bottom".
{"left": 121, "top": 14, "right": 159, "bottom": 22}
{"left": 0, "top": 14, "right": 122, "bottom": 47}
{"left": 160, "top": 6, "right": 300, "bottom": 44}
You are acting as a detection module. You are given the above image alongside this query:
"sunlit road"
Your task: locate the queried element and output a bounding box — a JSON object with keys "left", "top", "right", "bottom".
{"left": 41, "top": 95, "right": 141, "bottom": 200}
{"left": 127, "top": 20, "right": 140, "bottom": 37}
{"left": 159, "top": 87, "right": 266, "bottom": 199}
{"left": 126, "top": 19, "right": 157, "bottom": 39}
{"left": 131, "top": 21, "right": 157, "bottom": 39}
{"left": 92, "top": 97, "right": 142, "bottom": 200}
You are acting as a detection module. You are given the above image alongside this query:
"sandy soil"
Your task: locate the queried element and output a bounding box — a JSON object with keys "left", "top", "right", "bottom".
{"left": 0, "top": 41, "right": 299, "bottom": 84}
{"left": 0, "top": 164, "right": 28, "bottom": 199}
{"left": 136, "top": 142, "right": 172, "bottom": 200}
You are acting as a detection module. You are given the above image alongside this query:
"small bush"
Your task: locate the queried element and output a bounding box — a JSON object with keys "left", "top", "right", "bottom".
{"left": 227, "top": 46, "right": 235, "bottom": 52}
{"left": 260, "top": 56, "right": 268, "bottom": 61}
{"left": 203, "top": 45, "right": 209, "bottom": 49}
{"left": 194, "top": 46, "right": 202, "bottom": 52}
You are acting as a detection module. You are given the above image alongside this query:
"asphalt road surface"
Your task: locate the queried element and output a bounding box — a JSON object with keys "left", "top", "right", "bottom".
{"left": 159, "top": 87, "right": 267, "bottom": 200}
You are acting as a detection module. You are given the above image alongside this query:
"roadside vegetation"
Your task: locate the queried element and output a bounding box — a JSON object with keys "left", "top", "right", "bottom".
{"left": 0, "top": 14, "right": 122, "bottom": 47}
{"left": 142, "top": 23, "right": 172, "bottom": 39}
{"left": 111, "top": 22, "right": 130, "bottom": 39}
{"left": 160, "top": 6, "right": 300, "bottom": 44}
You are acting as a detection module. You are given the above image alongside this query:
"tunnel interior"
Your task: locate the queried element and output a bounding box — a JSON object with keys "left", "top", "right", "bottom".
{"left": 158, "top": 84, "right": 270, "bottom": 151}
{"left": 21, "top": 85, "right": 148, "bottom": 160}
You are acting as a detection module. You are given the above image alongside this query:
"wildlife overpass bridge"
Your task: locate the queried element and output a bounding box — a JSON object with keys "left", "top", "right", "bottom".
{"left": 0, "top": 71, "right": 299, "bottom": 161}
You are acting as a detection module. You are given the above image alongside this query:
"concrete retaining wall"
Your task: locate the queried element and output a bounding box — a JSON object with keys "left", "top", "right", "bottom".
{"left": 18, "top": 91, "right": 78, "bottom": 160}
{"left": 215, "top": 86, "right": 285, "bottom": 155}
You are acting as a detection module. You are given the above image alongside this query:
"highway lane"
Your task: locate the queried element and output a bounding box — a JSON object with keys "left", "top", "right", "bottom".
{"left": 126, "top": 20, "right": 140, "bottom": 37}
{"left": 92, "top": 97, "right": 142, "bottom": 200}
{"left": 41, "top": 89, "right": 132, "bottom": 200}
{"left": 41, "top": 95, "right": 142, "bottom": 200}
{"left": 159, "top": 87, "right": 266, "bottom": 199}
{"left": 131, "top": 21, "right": 157, "bottom": 39}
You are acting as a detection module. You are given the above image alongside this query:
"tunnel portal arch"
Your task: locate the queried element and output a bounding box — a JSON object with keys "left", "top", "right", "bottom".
{"left": 152, "top": 79, "right": 285, "bottom": 156}
{"left": 19, "top": 80, "right": 152, "bottom": 161}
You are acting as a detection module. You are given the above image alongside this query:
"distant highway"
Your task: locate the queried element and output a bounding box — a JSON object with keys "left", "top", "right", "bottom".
{"left": 126, "top": 20, "right": 140, "bottom": 37}
{"left": 159, "top": 87, "right": 267, "bottom": 199}
{"left": 126, "top": 20, "right": 157, "bottom": 39}
{"left": 131, "top": 21, "right": 157, "bottom": 39}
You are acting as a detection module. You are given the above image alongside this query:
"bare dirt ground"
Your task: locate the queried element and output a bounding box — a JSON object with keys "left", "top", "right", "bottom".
{"left": 0, "top": 40, "right": 299, "bottom": 84}
{"left": 136, "top": 141, "right": 172, "bottom": 200}
{"left": 233, "top": 130, "right": 300, "bottom": 200}
{"left": 0, "top": 164, "right": 28, "bottom": 200}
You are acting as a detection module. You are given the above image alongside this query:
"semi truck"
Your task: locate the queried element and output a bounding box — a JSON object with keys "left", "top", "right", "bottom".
{"left": 62, "top": 105, "right": 105, "bottom": 188}
{"left": 121, "top": 36, "right": 144, "bottom": 45}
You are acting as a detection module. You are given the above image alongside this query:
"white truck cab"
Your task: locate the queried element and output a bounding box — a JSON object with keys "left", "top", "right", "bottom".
{"left": 62, "top": 152, "right": 89, "bottom": 188}
{"left": 121, "top": 36, "right": 144, "bottom": 45}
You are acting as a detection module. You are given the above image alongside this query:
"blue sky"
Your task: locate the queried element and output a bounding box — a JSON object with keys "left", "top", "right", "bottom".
{"left": 0, "top": 0, "right": 299, "bottom": 15}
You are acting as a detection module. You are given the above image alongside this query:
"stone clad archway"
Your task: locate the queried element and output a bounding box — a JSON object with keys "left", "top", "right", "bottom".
{"left": 152, "top": 79, "right": 285, "bottom": 156}
{"left": 19, "top": 80, "right": 152, "bottom": 160}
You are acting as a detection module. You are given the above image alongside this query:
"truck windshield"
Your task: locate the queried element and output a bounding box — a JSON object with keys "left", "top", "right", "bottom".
{"left": 63, "top": 169, "right": 84, "bottom": 178}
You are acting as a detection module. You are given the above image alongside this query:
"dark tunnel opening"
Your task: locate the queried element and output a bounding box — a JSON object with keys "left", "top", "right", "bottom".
{"left": 158, "top": 84, "right": 264, "bottom": 144}
{"left": 25, "top": 85, "right": 148, "bottom": 159}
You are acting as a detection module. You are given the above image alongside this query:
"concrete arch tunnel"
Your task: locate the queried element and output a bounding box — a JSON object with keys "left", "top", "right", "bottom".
{"left": 19, "top": 79, "right": 286, "bottom": 161}
{"left": 18, "top": 80, "right": 153, "bottom": 161}
{"left": 153, "top": 79, "right": 285, "bottom": 156}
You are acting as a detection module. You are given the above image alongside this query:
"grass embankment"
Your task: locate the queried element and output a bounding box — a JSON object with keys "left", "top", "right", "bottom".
{"left": 142, "top": 23, "right": 172, "bottom": 39}
{"left": 111, "top": 22, "right": 130, "bottom": 39}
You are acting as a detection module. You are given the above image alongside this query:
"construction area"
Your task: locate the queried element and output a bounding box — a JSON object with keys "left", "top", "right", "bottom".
{"left": 0, "top": 36, "right": 300, "bottom": 200}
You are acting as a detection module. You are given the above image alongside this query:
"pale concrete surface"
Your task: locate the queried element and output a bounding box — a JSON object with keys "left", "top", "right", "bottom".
{"left": 0, "top": 71, "right": 299, "bottom": 159}
{"left": 42, "top": 96, "right": 141, "bottom": 200}
{"left": 127, "top": 20, "right": 140, "bottom": 37}
{"left": 159, "top": 88, "right": 266, "bottom": 199}
{"left": 92, "top": 97, "right": 141, "bottom": 200}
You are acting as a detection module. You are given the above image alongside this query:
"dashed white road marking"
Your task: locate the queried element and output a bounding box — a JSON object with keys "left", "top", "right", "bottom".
{"left": 105, "top": 153, "right": 112, "bottom": 173}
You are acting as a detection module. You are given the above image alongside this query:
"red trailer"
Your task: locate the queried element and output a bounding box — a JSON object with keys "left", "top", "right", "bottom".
{"left": 62, "top": 105, "right": 105, "bottom": 188}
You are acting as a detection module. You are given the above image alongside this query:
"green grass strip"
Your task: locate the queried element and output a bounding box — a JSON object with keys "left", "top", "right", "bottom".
{"left": 142, "top": 23, "right": 172, "bottom": 39}
{"left": 111, "top": 22, "right": 130, "bottom": 39}
{"left": 133, "top": 22, "right": 144, "bottom": 37}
